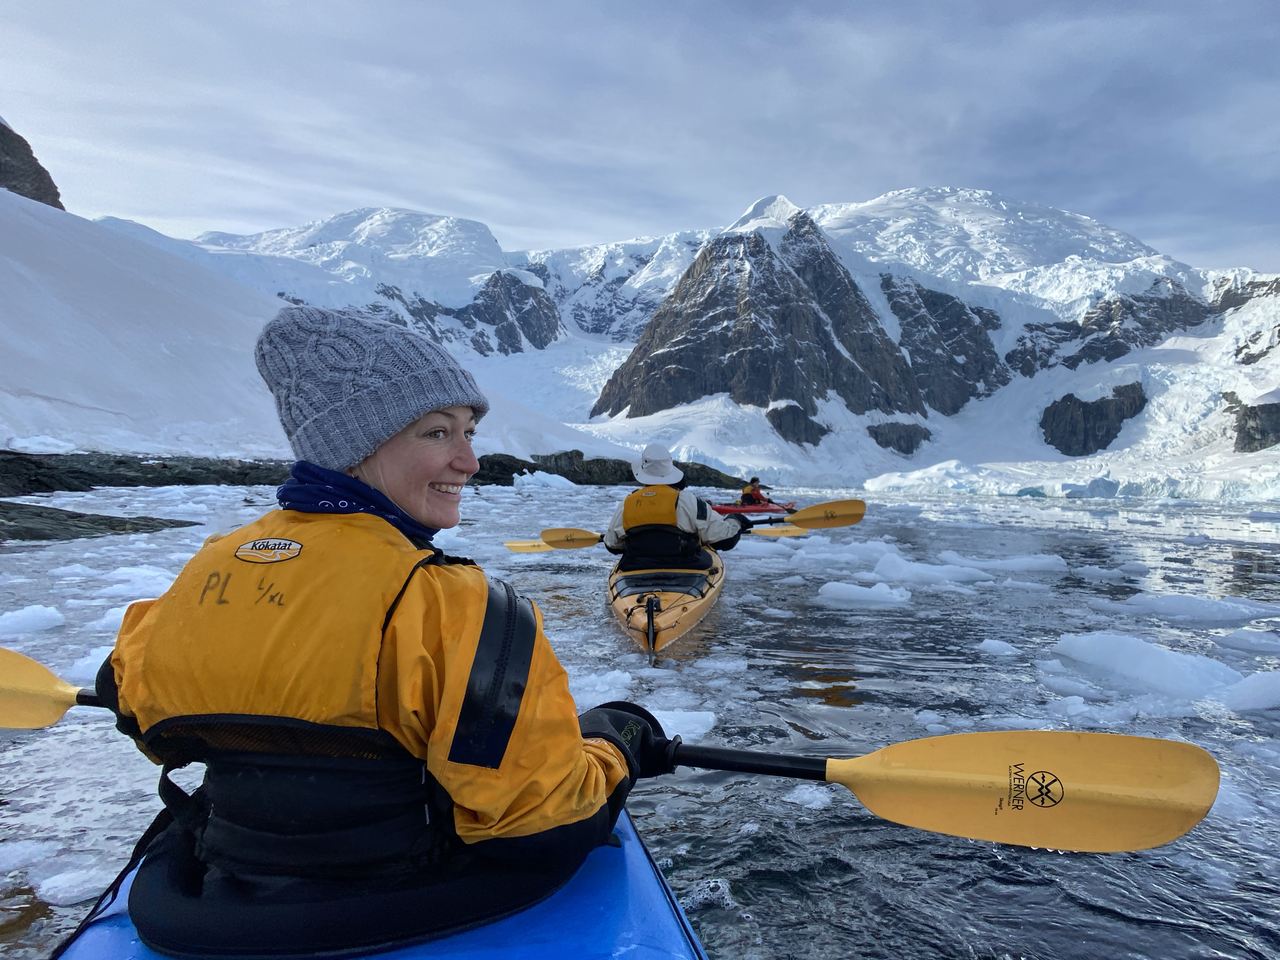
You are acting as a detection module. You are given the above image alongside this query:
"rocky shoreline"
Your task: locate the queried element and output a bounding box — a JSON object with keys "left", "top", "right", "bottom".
{"left": 0, "top": 449, "right": 742, "bottom": 543}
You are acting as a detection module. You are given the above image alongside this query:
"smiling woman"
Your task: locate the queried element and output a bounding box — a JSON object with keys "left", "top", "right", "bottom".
{"left": 70, "top": 305, "right": 672, "bottom": 958}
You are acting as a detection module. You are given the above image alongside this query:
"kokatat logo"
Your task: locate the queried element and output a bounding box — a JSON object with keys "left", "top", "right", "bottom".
{"left": 234, "top": 538, "right": 303, "bottom": 564}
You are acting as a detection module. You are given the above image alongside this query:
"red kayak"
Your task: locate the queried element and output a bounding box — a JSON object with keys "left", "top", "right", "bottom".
{"left": 711, "top": 501, "right": 796, "bottom": 515}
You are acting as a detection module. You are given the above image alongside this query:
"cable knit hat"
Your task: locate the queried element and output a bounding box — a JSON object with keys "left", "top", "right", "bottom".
{"left": 255, "top": 306, "right": 490, "bottom": 471}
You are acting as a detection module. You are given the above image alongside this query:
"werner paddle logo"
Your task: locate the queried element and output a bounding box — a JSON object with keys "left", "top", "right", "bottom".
{"left": 1008, "top": 762, "right": 1064, "bottom": 810}
{"left": 234, "top": 538, "right": 303, "bottom": 564}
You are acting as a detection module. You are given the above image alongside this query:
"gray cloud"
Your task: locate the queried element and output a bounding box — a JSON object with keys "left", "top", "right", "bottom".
{"left": 3, "top": 2, "right": 1276, "bottom": 269}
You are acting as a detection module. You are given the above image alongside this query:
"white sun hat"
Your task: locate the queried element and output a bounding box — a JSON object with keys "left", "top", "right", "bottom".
{"left": 632, "top": 443, "right": 684, "bottom": 485}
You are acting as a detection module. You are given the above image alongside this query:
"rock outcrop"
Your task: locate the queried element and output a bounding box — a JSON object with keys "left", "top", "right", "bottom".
{"left": 1039, "top": 383, "right": 1147, "bottom": 456}
{"left": 1234, "top": 402, "right": 1280, "bottom": 453}
{"left": 880, "top": 276, "right": 1011, "bottom": 414}
{"left": 1007, "top": 280, "right": 1211, "bottom": 375}
{"left": 866, "top": 422, "right": 932, "bottom": 455}
{"left": 375, "top": 271, "right": 563, "bottom": 356}
{"left": 0, "top": 119, "right": 64, "bottom": 209}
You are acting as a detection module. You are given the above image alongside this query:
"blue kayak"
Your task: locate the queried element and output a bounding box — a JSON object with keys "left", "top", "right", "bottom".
{"left": 59, "top": 810, "right": 708, "bottom": 959}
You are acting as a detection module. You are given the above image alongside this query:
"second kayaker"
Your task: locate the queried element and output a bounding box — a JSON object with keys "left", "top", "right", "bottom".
{"left": 604, "top": 443, "right": 749, "bottom": 570}
{"left": 84, "top": 306, "right": 674, "bottom": 958}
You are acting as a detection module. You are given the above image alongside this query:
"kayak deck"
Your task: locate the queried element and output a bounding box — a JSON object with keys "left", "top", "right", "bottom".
{"left": 58, "top": 810, "right": 707, "bottom": 960}
{"left": 607, "top": 549, "right": 725, "bottom": 654}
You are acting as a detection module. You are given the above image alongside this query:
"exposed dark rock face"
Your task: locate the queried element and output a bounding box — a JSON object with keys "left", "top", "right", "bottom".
{"left": 766, "top": 404, "right": 830, "bottom": 445}
{"left": 1234, "top": 402, "right": 1280, "bottom": 453}
{"left": 880, "top": 276, "right": 1011, "bottom": 414}
{"left": 0, "top": 121, "right": 64, "bottom": 209}
{"left": 1211, "top": 276, "right": 1280, "bottom": 313}
{"left": 866, "top": 422, "right": 932, "bottom": 455}
{"left": 1, "top": 449, "right": 741, "bottom": 505}
{"left": 530, "top": 449, "right": 741, "bottom": 487}
{"left": 1039, "top": 383, "right": 1147, "bottom": 456}
{"left": 0, "top": 501, "right": 197, "bottom": 543}
{"left": 1007, "top": 280, "right": 1212, "bottom": 375}
{"left": 0, "top": 451, "right": 291, "bottom": 498}
{"left": 592, "top": 212, "right": 923, "bottom": 444}
{"left": 372, "top": 272, "right": 563, "bottom": 356}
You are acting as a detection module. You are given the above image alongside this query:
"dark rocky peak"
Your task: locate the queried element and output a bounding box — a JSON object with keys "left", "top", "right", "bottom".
{"left": 879, "top": 275, "right": 1012, "bottom": 415}
{"left": 591, "top": 209, "right": 924, "bottom": 444}
{"left": 1006, "top": 277, "right": 1211, "bottom": 376}
{"left": 372, "top": 270, "right": 561, "bottom": 356}
{"left": 1210, "top": 274, "right": 1280, "bottom": 313}
{"left": 0, "top": 118, "right": 64, "bottom": 210}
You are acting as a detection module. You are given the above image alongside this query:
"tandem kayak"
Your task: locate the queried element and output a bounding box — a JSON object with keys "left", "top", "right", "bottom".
{"left": 607, "top": 548, "right": 725, "bottom": 656}
{"left": 57, "top": 810, "right": 707, "bottom": 960}
{"left": 710, "top": 502, "right": 794, "bottom": 515}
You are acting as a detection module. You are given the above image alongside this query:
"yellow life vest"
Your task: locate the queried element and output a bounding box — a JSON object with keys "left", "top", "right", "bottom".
{"left": 113, "top": 510, "right": 454, "bottom": 737}
{"left": 621, "top": 485, "right": 680, "bottom": 530}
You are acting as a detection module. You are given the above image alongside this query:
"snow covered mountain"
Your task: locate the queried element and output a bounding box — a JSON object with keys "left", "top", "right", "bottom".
{"left": 2, "top": 180, "right": 1277, "bottom": 498}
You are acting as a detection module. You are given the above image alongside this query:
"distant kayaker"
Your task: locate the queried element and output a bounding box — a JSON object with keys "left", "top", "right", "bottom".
{"left": 87, "top": 306, "right": 673, "bottom": 957}
{"left": 604, "top": 444, "right": 749, "bottom": 570}
{"left": 739, "top": 476, "right": 768, "bottom": 506}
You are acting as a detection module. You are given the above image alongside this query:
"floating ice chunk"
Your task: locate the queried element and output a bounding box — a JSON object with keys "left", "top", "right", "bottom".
{"left": 653, "top": 709, "right": 716, "bottom": 741}
{"left": 569, "top": 668, "right": 633, "bottom": 708}
{"left": 94, "top": 566, "right": 177, "bottom": 600}
{"left": 816, "top": 581, "right": 911, "bottom": 608}
{"left": 1118, "top": 561, "right": 1150, "bottom": 575}
{"left": 979, "top": 638, "right": 1018, "bottom": 656}
{"left": 49, "top": 563, "right": 99, "bottom": 578}
{"left": 781, "top": 782, "right": 834, "bottom": 810}
{"left": 997, "top": 577, "right": 1051, "bottom": 591}
{"left": 1216, "top": 629, "right": 1280, "bottom": 653}
{"left": 0, "top": 604, "right": 65, "bottom": 635}
{"left": 86, "top": 604, "right": 132, "bottom": 633}
{"left": 773, "top": 575, "right": 806, "bottom": 587}
{"left": 761, "top": 607, "right": 796, "bottom": 619}
{"left": 937, "top": 550, "right": 1069, "bottom": 575}
{"left": 1074, "top": 565, "right": 1127, "bottom": 581}
{"left": 1053, "top": 631, "right": 1242, "bottom": 698}
{"left": 870, "top": 553, "right": 993, "bottom": 585}
{"left": 66, "top": 645, "right": 115, "bottom": 683}
{"left": 512, "top": 470, "right": 576, "bottom": 489}
{"left": 38, "top": 866, "right": 113, "bottom": 906}
{"left": 1219, "top": 672, "right": 1280, "bottom": 712}
{"left": 1120, "top": 593, "right": 1280, "bottom": 624}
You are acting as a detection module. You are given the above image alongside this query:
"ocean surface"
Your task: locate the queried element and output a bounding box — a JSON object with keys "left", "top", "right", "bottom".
{"left": 2, "top": 483, "right": 1278, "bottom": 959}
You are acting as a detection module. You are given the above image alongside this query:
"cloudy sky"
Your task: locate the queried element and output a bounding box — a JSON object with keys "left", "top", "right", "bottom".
{"left": 4, "top": 2, "right": 1277, "bottom": 270}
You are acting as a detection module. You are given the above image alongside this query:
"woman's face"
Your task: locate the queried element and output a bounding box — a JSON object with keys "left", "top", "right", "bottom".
{"left": 352, "top": 405, "right": 480, "bottom": 529}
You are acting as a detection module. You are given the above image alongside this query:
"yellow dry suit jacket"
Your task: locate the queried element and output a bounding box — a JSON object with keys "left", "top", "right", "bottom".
{"left": 103, "top": 510, "right": 631, "bottom": 870}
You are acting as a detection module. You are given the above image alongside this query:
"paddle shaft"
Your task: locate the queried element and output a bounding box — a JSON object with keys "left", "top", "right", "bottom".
{"left": 76, "top": 690, "right": 102, "bottom": 709}
{"left": 672, "top": 742, "right": 826, "bottom": 780}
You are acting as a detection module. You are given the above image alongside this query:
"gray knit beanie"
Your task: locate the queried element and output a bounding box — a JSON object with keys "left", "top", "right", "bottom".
{"left": 255, "top": 306, "right": 490, "bottom": 471}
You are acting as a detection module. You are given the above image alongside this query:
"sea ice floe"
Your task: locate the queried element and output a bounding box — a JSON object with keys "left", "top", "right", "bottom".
{"left": 816, "top": 581, "right": 912, "bottom": 608}
{"left": 978, "top": 638, "right": 1018, "bottom": 656}
{"left": 0, "top": 604, "right": 65, "bottom": 635}
{"left": 1118, "top": 593, "right": 1280, "bottom": 624}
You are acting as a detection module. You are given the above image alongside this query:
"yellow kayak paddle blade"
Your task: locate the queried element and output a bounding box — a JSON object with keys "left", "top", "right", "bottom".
{"left": 504, "top": 539, "right": 554, "bottom": 553}
{"left": 785, "top": 499, "right": 867, "bottom": 529}
{"left": 0, "top": 648, "right": 85, "bottom": 729}
{"left": 540, "top": 527, "right": 604, "bottom": 549}
{"left": 749, "top": 524, "right": 808, "bottom": 537}
{"left": 827, "top": 730, "right": 1219, "bottom": 853}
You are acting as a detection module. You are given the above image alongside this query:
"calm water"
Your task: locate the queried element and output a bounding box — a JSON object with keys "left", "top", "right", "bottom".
{"left": 2, "top": 485, "right": 1278, "bottom": 959}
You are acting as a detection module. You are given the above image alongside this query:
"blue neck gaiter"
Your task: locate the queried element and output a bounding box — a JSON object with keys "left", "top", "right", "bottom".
{"left": 276, "top": 460, "right": 439, "bottom": 545}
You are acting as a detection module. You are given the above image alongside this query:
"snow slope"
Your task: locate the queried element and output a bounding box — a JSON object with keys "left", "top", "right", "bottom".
{"left": 3, "top": 184, "right": 1276, "bottom": 498}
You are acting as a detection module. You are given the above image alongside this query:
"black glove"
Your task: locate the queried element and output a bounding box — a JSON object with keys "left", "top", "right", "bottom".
{"left": 733, "top": 514, "right": 752, "bottom": 531}
{"left": 579, "top": 701, "right": 678, "bottom": 779}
